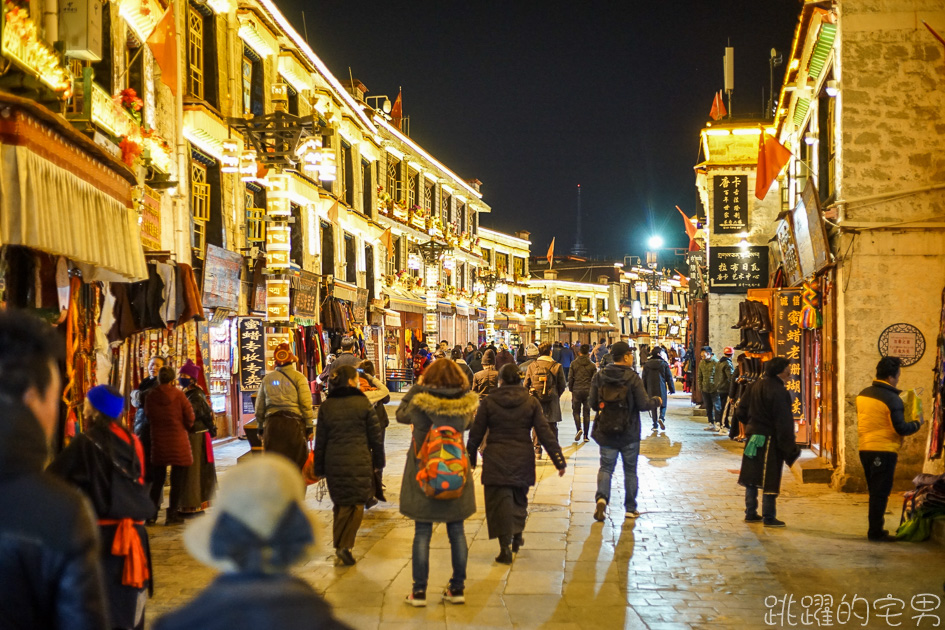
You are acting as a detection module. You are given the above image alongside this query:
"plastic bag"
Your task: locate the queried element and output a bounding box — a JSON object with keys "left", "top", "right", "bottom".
{"left": 900, "top": 389, "right": 924, "bottom": 425}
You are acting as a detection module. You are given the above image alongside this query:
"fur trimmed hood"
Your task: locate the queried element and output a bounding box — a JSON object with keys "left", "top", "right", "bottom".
{"left": 409, "top": 390, "right": 480, "bottom": 418}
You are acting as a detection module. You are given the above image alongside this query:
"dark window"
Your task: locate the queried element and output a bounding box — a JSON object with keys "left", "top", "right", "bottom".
{"left": 91, "top": 6, "right": 113, "bottom": 94}
{"left": 290, "top": 203, "right": 303, "bottom": 267}
{"left": 321, "top": 135, "right": 335, "bottom": 192}
{"left": 818, "top": 94, "right": 836, "bottom": 203}
{"left": 423, "top": 180, "right": 434, "bottom": 211}
{"left": 249, "top": 50, "right": 264, "bottom": 116}
{"left": 206, "top": 164, "right": 223, "bottom": 249}
{"left": 344, "top": 233, "right": 356, "bottom": 283}
{"left": 320, "top": 221, "right": 334, "bottom": 277}
{"left": 407, "top": 170, "right": 419, "bottom": 209}
{"left": 126, "top": 40, "right": 145, "bottom": 105}
{"left": 361, "top": 159, "right": 372, "bottom": 216}
{"left": 342, "top": 141, "right": 354, "bottom": 207}
{"left": 287, "top": 86, "right": 299, "bottom": 115}
{"left": 365, "top": 245, "right": 375, "bottom": 300}
{"left": 458, "top": 202, "right": 466, "bottom": 233}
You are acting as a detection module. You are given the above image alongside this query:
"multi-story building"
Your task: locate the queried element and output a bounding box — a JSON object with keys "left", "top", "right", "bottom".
{"left": 477, "top": 227, "right": 532, "bottom": 347}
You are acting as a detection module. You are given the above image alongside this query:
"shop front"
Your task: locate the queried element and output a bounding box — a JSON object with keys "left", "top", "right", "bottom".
{"left": 384, "top": 285, "right": 427, "bottom": 367}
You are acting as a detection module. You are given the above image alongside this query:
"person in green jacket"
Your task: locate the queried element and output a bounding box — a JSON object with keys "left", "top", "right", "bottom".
{"left": 697, "top": 346, "right": 722, "bottom": 430}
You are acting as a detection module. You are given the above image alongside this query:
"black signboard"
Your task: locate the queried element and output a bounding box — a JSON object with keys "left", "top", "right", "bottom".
{"left": 238, "top": 317, "right": 265, "bottom": 391}
{"left": 708, "top": 246, "right": 768, "bottom": 294}
{"left": 712, "top": 175, "right": 748, "bottom": 234}
{"left": 292, "top": 270, "right": 318, "bottom": 318}
{"left": 774, "top": 289, "right": 804, "bottom": 425}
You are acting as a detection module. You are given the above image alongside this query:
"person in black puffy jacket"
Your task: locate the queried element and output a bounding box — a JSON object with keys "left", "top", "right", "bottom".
{"left": 312, "top": 366, "right": 385, "bottom": 567}
{"left": 467, "top": 364, "right": 566, "bottom": 565}
{"left": 0, "top": 309, "right": 108, "bottom": 630}
{"left": 567, "top": 344, "right": 597, "bottom": 442}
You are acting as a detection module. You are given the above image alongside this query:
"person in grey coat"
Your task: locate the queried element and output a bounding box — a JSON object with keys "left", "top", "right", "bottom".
{"left": 641, "top": 347, "right": 676, "bottom": 431}
{"left": 472, "top": 349, "right": 499, "bottom": 399}
{"left": 396, "top": 360, "right": 479, "bottom": 608}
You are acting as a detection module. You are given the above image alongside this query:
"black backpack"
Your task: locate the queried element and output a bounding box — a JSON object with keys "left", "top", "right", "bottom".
{"left": 529, "top": 362, "right": 560, "bottom": 416}
{"left": 596, "top": 380, "right": 631, "bottom": 436}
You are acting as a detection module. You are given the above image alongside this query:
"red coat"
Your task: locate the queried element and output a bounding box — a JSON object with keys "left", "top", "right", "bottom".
{"left": 145, "top": 384, "right": 195, "bottom": 466}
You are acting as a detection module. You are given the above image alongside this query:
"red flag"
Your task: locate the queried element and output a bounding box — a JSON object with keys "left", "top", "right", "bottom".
{"left": 146, "top": 5, "right": 178, "bottom": 96}
{"left": 754, "top": 131, "right": 793, "bottom": 200}
{"left": 391, "top": 89, "right": 403, "bottom": 130}
{"left": 709, "top": 90, "right": 727, "bottom": 121}
{"left": 380, "top": 228, "right": 394, "bottom": 260}
{"left": 675, "top": 206, "right": 700, "bottom": 252}
{"left": 546, "top": 237, "right": 555, "bottom": 268}
{"left": 328, "top": 201, "right": 340, "bottom": 224}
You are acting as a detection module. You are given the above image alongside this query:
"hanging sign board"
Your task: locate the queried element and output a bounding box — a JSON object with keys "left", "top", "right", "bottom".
{"left": 711, "top": 174, "right": 748, "bottom": 234}
{"left": 292, "top": 270, "right": 318, "bottom": 318}
{"left": 776, "top": 219, "right": 803, "bottom": 288}
{"left": 878, "top": 323, "right": 926, "bottom": 367}
{"left": 140, "top": 186, "right": 161, "bottom": 251}
{"left": 237, "top": 317, "right": 265, "bottom": 391}
{"left": 775, "top": 289, "right": 805, "bottom": 428}
{"left": 708, "top": 246, "right": 768, "bottom": 294}
{"left": 791, "top": 179, "right": 831, "bottom": 278}
{"left": 203, "top": 244, "right": 242, "bottom": 310}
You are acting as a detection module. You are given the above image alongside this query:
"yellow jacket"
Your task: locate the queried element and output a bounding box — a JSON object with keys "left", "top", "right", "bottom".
{"left": 856, "top": 380, "right": 920, "bottom": 453}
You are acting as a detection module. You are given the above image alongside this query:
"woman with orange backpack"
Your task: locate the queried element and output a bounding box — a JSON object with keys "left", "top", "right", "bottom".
{"left": 395, "top": 359, "right": 479, "bottom": 608}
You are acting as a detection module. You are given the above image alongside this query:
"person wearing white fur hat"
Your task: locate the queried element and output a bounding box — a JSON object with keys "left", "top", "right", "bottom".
{"left": 152, "top": 455, "right": 350, "bottom": 630}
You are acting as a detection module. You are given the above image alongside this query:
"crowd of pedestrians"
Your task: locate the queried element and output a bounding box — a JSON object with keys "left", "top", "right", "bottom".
{"left": 0, "top": 306, "right": 925, "bottom": 629}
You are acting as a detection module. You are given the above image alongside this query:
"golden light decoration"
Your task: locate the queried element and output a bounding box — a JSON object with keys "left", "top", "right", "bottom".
{"left": 294, "top": 136, "right": 322, "bottom": 173}
{"left": 239, "top": 149, "right": 257, "bottom": 181}
{"left": 319, "top": 144, "right": 336, "bottom": 181}
{"left": 1, "top": 0, "right": 73, "bottom": 98}
{"left": 221, "top": 139, "right": 240, "bottom": 173}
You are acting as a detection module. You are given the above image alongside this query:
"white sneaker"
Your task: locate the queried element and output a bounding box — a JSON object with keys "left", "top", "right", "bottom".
{"left": 594, "top": 498, "right": 607, "bottom": 522}
{"left": 704, "top": 423, "right": 718, "bottom": 431}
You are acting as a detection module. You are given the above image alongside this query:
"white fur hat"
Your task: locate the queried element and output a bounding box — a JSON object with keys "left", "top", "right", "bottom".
{"left": 183, "top": 455, "right": 316, "bottom": 573}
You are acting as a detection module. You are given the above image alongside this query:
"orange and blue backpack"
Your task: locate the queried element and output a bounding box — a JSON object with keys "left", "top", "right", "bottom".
{"left": 415, "top": 424, "right": 469, "bottom": 500}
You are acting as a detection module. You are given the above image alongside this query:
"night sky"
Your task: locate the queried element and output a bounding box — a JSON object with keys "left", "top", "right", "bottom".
{"left": 275, "top": 1, "right": 801, "bottom": 259}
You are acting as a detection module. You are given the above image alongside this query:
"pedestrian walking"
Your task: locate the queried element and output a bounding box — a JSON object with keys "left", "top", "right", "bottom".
{"left": 591, "top": 339, "right": 608, "bottom": 365}
{"left": 641, "top": 347, "right": 675, "bottom": 431}
{"left": 49, "top": 385, "right": 156, "bottom": 630}
{"left": 451, "top": 346, "right": 476, "bottom": 384}
{"left": 559, "top": 342, "right": 575, "bottom": 380}
{"left": 0, "top": 310, "right": 109, "bottom": 630}
{"left": 518, "top": 343, "right": 540, "bottom": 374}
{"left": 318, "top": 337, "right": 361, "bottom": 389}
{"left": 467, "top": 364, "right": 567, "bottom": 564}
{"left": 396, "top": 360, "right": 479, "bottom": 607}
{"left": 152, "top": 456, "right": 351, "bottom": 630}
{"left": 567, "top": 343, "right": 596, "bottom": 442}
{"left": 472, "top": 349, "right": 500, "bottom": 399}
{"left": 590, "top": 341, "right": 661, "bottom": 522}
{"left": 357, "top": 360, "right": 391, "bottom": 440}
{"left": 177, "top": 360, "right": 217, "bottom": 514}
{"left": 552, "top": 341, "right": 563, "bottom": 363}
{"left": 313, "top": 366, "right": 385, "bottom": 566}
{"left": 856, "top": 356, "right": 923, "bottom": 542}
{"left": 255, "top": 343, "right": 314, "bottom": 470}
{"left": 131, "top": 355, "right": 164, "bottom": 477}
{"left": 414, "top": 345, "right": 432, "bottom": 379}
{"left": 495, "top": 344, "right": 515, "bottom": 371}
{"left": 736, "top": 357, "right": 801, "bottom": 527}
{"left": 698, "top": 346, "right": 723, "bottom": 430}
{"left": 146, "top": 365, "right": 195, "bottom": 525}
{"left": 523, "top": 343, "right": 566, "bottom": 457}
{"left": 717, "top": 347, "right": 735, "bottom": 429}
{"left": 465, "top": 343, "right": 483, "bottom": 373}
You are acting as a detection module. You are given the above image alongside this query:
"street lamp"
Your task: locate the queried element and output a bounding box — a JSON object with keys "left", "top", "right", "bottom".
{"left": 478, "top": 268, "right": 500, "bottom": 343}
{"left": 648, "top": 235, "right": 663, "bottom": 250}
{"left": 645, "top": 246, "right": 661, "bottom": 343}
{"left": 414, "top": 239, "right": 453, "bottom": 338}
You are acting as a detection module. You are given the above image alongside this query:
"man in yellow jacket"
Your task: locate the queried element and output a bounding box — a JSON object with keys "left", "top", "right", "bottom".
{"left": 856, "top": 356, "right": 923, "bottom": 542}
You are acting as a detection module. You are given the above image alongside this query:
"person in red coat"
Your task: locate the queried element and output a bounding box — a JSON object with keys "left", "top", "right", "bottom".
{"left": 145, "top": 366, "right": 195, "bottom": 525}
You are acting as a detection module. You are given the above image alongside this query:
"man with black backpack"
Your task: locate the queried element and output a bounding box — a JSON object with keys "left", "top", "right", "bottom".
{"left": 589, "top": 342, "right": 662, "bottom": 522}
{"left": 523, "top": 343, "right": 567, "bottom": 458}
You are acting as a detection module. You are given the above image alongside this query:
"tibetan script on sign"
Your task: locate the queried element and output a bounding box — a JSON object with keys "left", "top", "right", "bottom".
{"left": 775, "top": 289, "right": 805, "bottom": 426}
{"left": 712, "top": 175, "right": 748, "bottom": 234}
{"left": 708, "top": 246, "right": 768, "bottom": 294}
{"left": 238, "top": 317, "right": 265, "bottom": 391}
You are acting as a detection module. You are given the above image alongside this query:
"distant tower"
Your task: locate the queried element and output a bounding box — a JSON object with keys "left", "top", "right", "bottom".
{"left": 570, "top": 184, "right": 587, "bottom": 257}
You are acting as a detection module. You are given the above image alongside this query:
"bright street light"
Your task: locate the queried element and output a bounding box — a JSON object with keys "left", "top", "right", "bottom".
{"left": 648, "top": 235, "right": 663, "bottom": 249}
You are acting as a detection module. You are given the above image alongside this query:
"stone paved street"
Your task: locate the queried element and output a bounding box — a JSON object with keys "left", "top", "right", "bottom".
{"left": 146, "top": 394, "right": 945, "bottom": 629}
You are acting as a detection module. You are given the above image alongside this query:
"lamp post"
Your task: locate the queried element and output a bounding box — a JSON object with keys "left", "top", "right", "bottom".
{"left": 477, "top": 268, "right": 499, "bottom": 344}
{"left": 415, "top": 239, "right": 453, "bottom": 339}
{"left": 646, "top": 246, "right": 662, "bottom": 345}
{"left": 224, "top": 83, "right": 333, "bottom": 369}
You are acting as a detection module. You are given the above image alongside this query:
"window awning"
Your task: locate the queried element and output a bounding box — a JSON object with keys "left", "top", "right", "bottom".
{"left": 0, "top": 95, "right": 147, "bottom": 281}
{"left": 384, "top": 286, "right": 425, "bottom": 314}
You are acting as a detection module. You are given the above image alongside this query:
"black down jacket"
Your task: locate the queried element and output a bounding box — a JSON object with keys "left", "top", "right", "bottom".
{"left": 567, "top": 355, "right": 597, "bottom": 393}
{"left": 641, "top": 357, "right": 676, "bottom": 401}
{"left": 0, "top": 400, "right": 109, "bottom": 630}
{"left": 313, "top": 386, "right": 385, "bottom": 506}
{"left": 467, "top": 385, "right": 566, "bottom": 487}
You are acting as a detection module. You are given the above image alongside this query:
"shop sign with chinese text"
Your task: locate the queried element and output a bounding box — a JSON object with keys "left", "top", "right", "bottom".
{"left": 140, "top": 187, "right": 161, "bottom": 251}
{"left": 292, "top": 270, "right": 318, "bottom": 319}
{"left": 712, "top": 175, "right": 748, "bottom": 234}
{"left": 775, "top": 289, "right": 804, "bottom": 425}
{"left": 237, "top": 317, "right": 265, "bottom": 391}
{"left": 708, "top": 246, "right": 768, "bottom": 294}
{"left": 878, "top": 323, "right": 926, "bottom": 367}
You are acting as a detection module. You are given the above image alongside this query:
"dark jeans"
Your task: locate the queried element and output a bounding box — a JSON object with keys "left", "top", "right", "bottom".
{"left": 650, "top": 404, "right": 667, "bottom": 427}
{"left": 150, "top": 464, "right": 188, "bottom": 517}
{"left": 704, "top": 392, "right": 721, "bottom": 425}
{"left": 596, "top": 441, "right": 641, "bottom": 511}
{"left": 859, "top": 451, "right": 898, "bottom": 538}
{"left": 572, "top": 390, "right": 591, "bottom": 435}
{"left": 745, "top": 486, "right": 777, "bottom": 519}
{"left": 412, "top": 521, "right": 467, "bottom": 592}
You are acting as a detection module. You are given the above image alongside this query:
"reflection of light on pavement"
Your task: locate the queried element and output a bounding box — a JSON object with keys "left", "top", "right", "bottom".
{"left": 640, "top": 431, "right": 682, "bottom": 467}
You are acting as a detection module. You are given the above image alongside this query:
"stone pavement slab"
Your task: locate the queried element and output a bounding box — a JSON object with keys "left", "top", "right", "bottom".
{"left": 146, "top": 393, "right": 945, "bottom": 629}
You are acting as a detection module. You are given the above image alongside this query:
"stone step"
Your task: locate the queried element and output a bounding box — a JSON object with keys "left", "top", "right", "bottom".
{"left": 789, "top": 451, "right": 833, "bottom": 484}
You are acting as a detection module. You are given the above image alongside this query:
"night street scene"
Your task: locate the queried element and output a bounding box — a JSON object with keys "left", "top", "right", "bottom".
{"left": 1, "top": 0, "right": 945, "bottom": 628}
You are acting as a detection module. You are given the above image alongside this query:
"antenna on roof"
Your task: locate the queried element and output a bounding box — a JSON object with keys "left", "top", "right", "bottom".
{"left": 301, "top": 11, "right": 310, "bottom": 46}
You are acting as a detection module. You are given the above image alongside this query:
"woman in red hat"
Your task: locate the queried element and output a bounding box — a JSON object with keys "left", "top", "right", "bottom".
{"left": 255, "top": 343, "right": 314, "bottom": 469}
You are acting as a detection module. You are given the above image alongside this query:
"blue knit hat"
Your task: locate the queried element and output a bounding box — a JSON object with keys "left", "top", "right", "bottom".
{"left": 87, "top": 385, "right": 124, "bottom": 419}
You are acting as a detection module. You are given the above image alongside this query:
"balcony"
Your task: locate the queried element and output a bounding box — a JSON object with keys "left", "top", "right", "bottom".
{"left": 0, "top": 0, "right": 73, "bottom": 98}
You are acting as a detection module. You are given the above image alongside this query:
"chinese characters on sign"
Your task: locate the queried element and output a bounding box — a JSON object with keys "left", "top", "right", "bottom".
{"left": 775, "top": 289, "right": 804, "bottom": 426}
{"left": 292, "top": 270, "right": 318, "bottom": 319}
{"left": 712, "top": 174, "right": 748, "bottom": 234}
{"left": 202, "top": 244, "right": 242, "bottom": 311}
{"left": 776, "top": 219, "right": 802, "bottom": 288}
{"left": 238, "top": 317, "right": 265, "bottom": 391}
{"left": 878, "top": 323, "right": 927, "bottom": 367}
{"left": 708, "top": 246, "right": 769, "bottom": 294}
{"left": 764, "top": 592, "right": 942, "bottom": 628}
{"left": 140, "top": 187, "right": 161, "bottom": 251}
